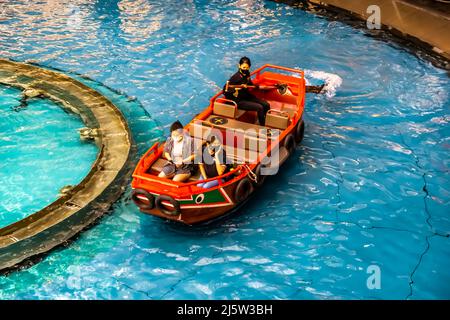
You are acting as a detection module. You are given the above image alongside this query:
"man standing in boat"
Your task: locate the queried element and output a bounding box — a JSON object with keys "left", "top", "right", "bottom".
{"left": 223, "top": 57, "right": 270, "bottom": 126}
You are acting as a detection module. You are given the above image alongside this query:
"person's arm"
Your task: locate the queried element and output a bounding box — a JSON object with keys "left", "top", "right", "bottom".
{"left": 182, "top": 154, "right": 195, "bottom": 164}
{"left": 182, "top": 136, "right": 196, "bottom": 164}
{"left": 215, "top": 161, "right": 227, "bottom": 176}
{"left": 224, "top": 73, "right": 245, "bottom": 96}
{"left": 214, "top": 148, "right": 227, "bottom": 176}
{"left": 163, "top": 138, "right": 173, "bottom": 161}
{"left": 199, "top": 163, "right": 208, "bottom": 179}
{"left": 224, "top": 81, "right": 242, "bottom": 96}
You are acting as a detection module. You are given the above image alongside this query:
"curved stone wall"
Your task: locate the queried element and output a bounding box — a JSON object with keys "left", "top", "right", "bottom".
{"left": 278, "top": 0, "right": 450, "bottom": 63}
{"left": 0, "top": 59, "right": 135, "bottom": 271}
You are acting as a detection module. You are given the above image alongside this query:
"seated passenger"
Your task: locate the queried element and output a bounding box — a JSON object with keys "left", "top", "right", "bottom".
{"left": 223, "top": 56, "right": 270, "bottom": 125}
{"left": 159, "top": 121, "right": 195, "bottom": 182}
{"left": 197, "top": 134, "right": 230, "bottom": 189}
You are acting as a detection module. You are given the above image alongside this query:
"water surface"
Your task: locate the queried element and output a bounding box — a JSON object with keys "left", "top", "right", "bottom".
{"left": 0, "top": 0, "right": 448, "bottom": 299}
{"left": 0, "top": 85, "right": 98, "bottom": 228}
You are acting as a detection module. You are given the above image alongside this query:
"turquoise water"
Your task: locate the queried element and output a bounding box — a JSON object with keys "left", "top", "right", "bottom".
{"left": 0, "top": 85, "right": 98, "bottom": 228}
{"left": 0, "top": 0, "right": 449, "bottom": 299}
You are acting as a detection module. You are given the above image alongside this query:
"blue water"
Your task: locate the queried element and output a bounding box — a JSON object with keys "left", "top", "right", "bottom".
{"left": 0, "top": 85, "right": 98, "bottom": 228}
{"left": 0, "top": 0, "right": 449, "bottom": 299}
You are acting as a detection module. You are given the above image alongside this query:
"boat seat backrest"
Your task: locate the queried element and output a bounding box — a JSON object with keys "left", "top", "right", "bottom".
{"left": 150, "top": 158, "right": 167, "bottom": 172}
{"left": 265, "top": 109, "right": 290, "bottom": 130}
{"left": 188, "top": 120, "right": 270, "bottom": 153}
{"left": 190, "top": 137, "right": 259, "bottom": 164}
{"left": 266, "top": 100, "right": 296, "bottom": 118}
{"left": 213, "top": 101, "right": 236, "bottom": 118}
{"left": 235, "top": 109, "right": 247, "bottom": 119}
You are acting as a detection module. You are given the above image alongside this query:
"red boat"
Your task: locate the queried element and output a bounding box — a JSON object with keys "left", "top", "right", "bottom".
{"left": 131, "top": 64, "right": 306, "bottom": 225}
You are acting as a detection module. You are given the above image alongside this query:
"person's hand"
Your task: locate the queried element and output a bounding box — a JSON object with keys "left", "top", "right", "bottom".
{"left": 175, "top": 161, "right": 183, "bottom": 167}
{"left": 214, "top": 146, "right": 223, "bottom": 159}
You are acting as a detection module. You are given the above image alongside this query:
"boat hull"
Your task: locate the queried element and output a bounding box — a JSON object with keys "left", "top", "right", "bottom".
{"left": 134, "top": 167, "right": 257, "bottom": 224}
{"left": 132, "top": 128, "right": 298, "bottom": 225}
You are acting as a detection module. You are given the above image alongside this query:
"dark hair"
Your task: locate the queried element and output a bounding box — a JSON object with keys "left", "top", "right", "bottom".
{"left": 206, "top": 133, "right": 222, "bottom": 144}
{"left": 239, "top": 56, "right": 251, "bottom": 67}
{"left": 170, "top": 120, "right": 183, "bottom": 132}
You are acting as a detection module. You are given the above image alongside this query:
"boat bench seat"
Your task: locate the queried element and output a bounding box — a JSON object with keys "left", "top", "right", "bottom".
{"left": 195, "top": 115, "right": 280, "bottom": 139}
{"left": 266, "top": 100, "right": 296, "bottom": 118}
{"left": 148, "top": 158, "right": 201, "bottom": 181}
{"left": 236, "top": 109, "right": 246, "bottom": 119}
{"left": 191, "top": 137, "right": 260, "bottom": 164}
{"left": 148, "top": 145, "right": 256, "bottom": 173}
{"left": 148, "top": 119, "right": 268, "bottom": 177}
{"left": 213, "top": 100, "right": 248, "bottom": 120}
{"left": 149, "top": 158, "right": 167, "bottom": 173}
{"left": 188, "top": 119, "right": 274, "bottom": 154}
{"left": 204, "top": 115, "right": 279, "bottom": 139}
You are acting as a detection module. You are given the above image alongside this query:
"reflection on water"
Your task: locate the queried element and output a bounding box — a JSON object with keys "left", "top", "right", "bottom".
{"left": 117, "top": 0, "right": 163, "bottom": 40}
{"left": 0, "top": 0, "right": 449, "bottom": 300}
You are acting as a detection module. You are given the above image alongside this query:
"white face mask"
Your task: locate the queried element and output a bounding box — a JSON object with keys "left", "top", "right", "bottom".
{"left": 172, "top": 129, "right": 183, "bottom": 142}
{"left": 208, "top": 143, "right": 220, "bottom": 155}
{"left": 172, "top": 134, "right": 182, "bottom": 142}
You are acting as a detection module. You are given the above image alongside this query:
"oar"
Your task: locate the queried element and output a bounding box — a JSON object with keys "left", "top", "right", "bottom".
{"left": 225, "top": 82, "right": 289, "bottom": 95}
{"left": 226, "top": 81, "right": 326, "bottom": 95}
{"left": 305, "top": 83, "right": 325, "bottom": 94}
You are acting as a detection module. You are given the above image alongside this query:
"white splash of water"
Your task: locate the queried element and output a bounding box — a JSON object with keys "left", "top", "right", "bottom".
{"left": 293, "top": 68, "right": 343, "bottom": 98}
{"left": 305, "top": 69, "right": 343, "bottom": 98}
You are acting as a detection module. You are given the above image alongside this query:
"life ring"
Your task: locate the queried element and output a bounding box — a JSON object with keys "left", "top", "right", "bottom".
{"left": 283, "top": 133, "right": 295, "bottom": 155}
{"left": 131, "top": 188, "right": 155, "bottom": 210}
{"left": 155, "top": 194, "right": 181, "bottom": 216}
{"left": 195, "top": 193, "right": 205, "bottom": 204}
{"left": 234, "top": 178, "right": 253, "bottom": 202}
{"left": 253, "top": 164, "right": 267, "bottom": 187}
{"left": 295, "top": 120, "right": 305, "bottom": 143}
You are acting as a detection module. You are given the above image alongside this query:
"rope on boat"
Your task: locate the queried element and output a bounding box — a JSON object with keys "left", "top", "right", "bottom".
{"left": 243, "top": 164, "right": 258, "bottom": 184}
